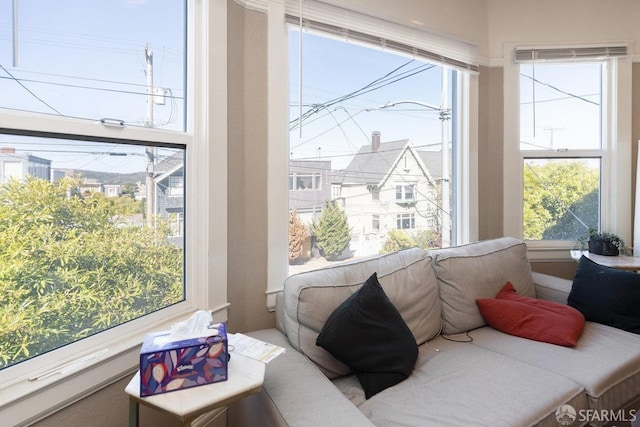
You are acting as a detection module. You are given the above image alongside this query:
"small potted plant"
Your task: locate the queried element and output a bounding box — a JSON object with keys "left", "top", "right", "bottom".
{"left": 584, "top": 228, "right": 627, "bottom": 256}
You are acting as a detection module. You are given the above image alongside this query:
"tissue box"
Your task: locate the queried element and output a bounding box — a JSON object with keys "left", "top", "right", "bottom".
{"left": 139, "top": 322, "right": 228, "bottom": 397}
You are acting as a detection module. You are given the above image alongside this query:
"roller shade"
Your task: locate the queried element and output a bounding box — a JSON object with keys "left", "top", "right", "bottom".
{"left": 285, "top": 1, "right": 479, "bottom": 73}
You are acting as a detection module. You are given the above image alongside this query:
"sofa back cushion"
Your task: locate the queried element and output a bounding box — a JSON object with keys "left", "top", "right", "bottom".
{"left": 430, "top": 237, "right": 535, "bottom": 335}
{"left": 280, "top": 247, "right": 440, "bottom": 378}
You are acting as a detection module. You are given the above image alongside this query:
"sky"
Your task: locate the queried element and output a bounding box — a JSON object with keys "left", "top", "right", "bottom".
{"left": 0, "top": 2, "right": 602, "bottom": 174}
{"left": 0, "top": 0, "right": 185, "bottom": 173}
{"left": 289, "top": 28, "right": 451, "bottom": 170}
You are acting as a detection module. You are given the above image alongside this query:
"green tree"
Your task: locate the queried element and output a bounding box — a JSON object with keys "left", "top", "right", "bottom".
{"left": 121, "top": 182, "right": 138, "bottom": 198}
{"left": 310, "top": 201, "right": 351, "bottom": 261}
{"left": 523, "top": 161, "right": 599, "bottom": 240}
{"left": 0, "top": 177, "right": 183, "bottom": 369}
{"left": 543, "top": 190, "right": 598, "bottom": 240}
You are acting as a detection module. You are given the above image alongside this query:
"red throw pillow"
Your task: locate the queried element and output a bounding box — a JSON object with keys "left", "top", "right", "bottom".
{"left": 476, "top": 282, "right": 585, "bottom": 347}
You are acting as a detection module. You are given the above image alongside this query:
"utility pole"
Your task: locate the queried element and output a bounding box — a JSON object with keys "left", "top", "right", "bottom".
{"left": 145, "top": 44, "right": 154, "bottom": 227}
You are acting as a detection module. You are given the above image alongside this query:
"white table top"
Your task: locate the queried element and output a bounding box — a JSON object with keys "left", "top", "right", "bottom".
{"left": 571, "top": 250, "right": 640, "bottom": 271}
{"left": 125, "top": 352, "right": 265, "bottom": 421}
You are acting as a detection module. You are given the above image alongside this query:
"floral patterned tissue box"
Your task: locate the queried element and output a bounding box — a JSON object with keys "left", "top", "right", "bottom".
{"left": 139, "top": 322, "right": 228, "bottom": 397}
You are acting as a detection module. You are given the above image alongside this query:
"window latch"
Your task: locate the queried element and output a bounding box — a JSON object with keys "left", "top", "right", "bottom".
{"left": 99, "top": 118, "right": 125, "bottom": 127}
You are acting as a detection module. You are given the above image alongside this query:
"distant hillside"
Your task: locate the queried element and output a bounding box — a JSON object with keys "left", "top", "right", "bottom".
{"left": 56, "top": 169, "right": 147, "bottom": 185}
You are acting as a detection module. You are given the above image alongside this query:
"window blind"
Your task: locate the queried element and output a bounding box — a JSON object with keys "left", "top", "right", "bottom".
{"left": 515, "top": 46, "right": 627, "bottom": 63}
{"left": 284, "top": 1, "right": 479, "bottom": 73}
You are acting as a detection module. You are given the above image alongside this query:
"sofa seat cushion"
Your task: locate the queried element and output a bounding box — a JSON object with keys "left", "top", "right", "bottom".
{"left": 333, "top": 336, "right": 587, "bottom": 427}
{"left": 281, "top": 247, "right": 440, "bottom": 378}
{"left": 430, "top": 237, "right": 535, "bottom": 335}
{"left": 477, "top": 282, "right": 585, "bottom": 347}
{"left": 469, "top": 324, "right": 640, "bottom": 412}
{"left": 316, "top": 273, "right": 418, "bottom": 399}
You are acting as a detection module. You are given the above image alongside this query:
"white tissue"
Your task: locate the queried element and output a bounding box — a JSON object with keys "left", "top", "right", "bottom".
{"left": 153, "top": 310, "right": 215, "bottom": 346}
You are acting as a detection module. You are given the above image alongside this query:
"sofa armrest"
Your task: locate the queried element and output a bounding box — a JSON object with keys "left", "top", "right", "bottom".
{"left": 532, "top": 271, "right": 573, "bottom": 304}
{"left": 228, "top": 328, "right": 375, "bottom": 427}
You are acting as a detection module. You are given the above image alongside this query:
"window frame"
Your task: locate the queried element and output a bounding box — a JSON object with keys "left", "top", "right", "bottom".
{"left": 502, "top": 43, "right": 632, "bottom": 259}
{"left": 397, "top": 212, "right": 416, "bottom": 229}
{"left": 265, "top": 0, "right": 479, "bottom": 309}
{"left": 0, "top": 1, "right": 228, "bottom": 424}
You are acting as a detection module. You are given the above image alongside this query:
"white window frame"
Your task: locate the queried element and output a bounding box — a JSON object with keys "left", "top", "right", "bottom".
{"left": 502, "top": 43, "right": 632, "bottom": 260}
{"left": 397, "top": 212, "right": 416, "bottom": 230}
{"left": 265, "top": 0, "right": 479, "bottom": 309}
{"left": 395, "top": 183, "right": 416, "bottom": 203}
{"left": 0, "top": 1, "right": 228, "bottom": 425}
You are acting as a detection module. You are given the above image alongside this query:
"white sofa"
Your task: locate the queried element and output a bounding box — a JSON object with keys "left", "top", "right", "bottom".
{"left": 229, "top": 237, "right": 640, "bottom": 427}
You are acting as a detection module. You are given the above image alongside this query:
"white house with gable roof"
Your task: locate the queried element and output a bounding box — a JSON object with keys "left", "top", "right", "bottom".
{"left": 332, "top": 131, "right": 443, "bottom": 256}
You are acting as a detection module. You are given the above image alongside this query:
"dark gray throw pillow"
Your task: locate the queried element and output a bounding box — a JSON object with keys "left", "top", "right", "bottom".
{"left": 315, "top": 272, "right": 418, "bottom": 399}
{"left": 568, "top": 256, "right": 640, "bottom": 334}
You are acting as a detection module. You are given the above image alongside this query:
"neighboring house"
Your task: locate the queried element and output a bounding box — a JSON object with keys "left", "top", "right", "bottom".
{"left": 289, "top": 159, "right": 332, "bottom": 260}
{"left": 332, "top": 132, "right": 442, "bottom": 256}
{"left": 103, "top": 184, "right": 121, "bottom": 198}
{"left": 154, "top": 151, "right": 184, "bottom": 247}
{"left": 0, "top": 147, "right": 51, "bottom": 183}
{"left": 289, "top": 159, "right": 332, "bottom": 225}
{"left": 79, "top": 178, "right": 104, "bottom": 195}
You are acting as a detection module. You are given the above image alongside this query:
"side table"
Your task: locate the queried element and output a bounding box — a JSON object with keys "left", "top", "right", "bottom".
{"left": 125, "top": 352, "right": 265, "bottom": 427}
{"left": 570, "top": 251, "right": 640, "bottom": 271}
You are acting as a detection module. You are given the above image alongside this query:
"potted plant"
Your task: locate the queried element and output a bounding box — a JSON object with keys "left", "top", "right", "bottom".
{"left": 583, "top": 228, "right": 627, "bottom": 256}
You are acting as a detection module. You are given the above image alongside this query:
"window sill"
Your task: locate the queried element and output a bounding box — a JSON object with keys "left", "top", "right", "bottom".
{"left": 0, "top": 310, "right": 200, "bottom": 427}
{"left": 526, "top": 241, "right": 576, "bottom": 262}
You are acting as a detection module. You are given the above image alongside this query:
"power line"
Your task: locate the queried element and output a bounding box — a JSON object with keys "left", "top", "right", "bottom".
{"left": 0, "top": 63, "right": 62, "bottom": 115}
{"left": 0, "top": 75, "right": 184, "bottom": 100}
{"left": 520, "top": 73, "right": 599, "bottom": 106}
{"left": 290, "top": 60, "right": 436, "bottom": 130}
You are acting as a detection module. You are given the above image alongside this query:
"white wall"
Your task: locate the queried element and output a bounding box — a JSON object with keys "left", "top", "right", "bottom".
{"left": 487, "top": 0, "right": 640, "bottom": 62}
{"left": 318, "top": 0, "right": 489, "bottom": 56}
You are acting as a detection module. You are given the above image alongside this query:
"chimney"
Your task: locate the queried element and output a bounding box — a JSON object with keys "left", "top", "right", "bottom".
{"left": 1, "top": 147, "right": 15, "bottom": 154}
{"left": 371, "top": 131, "right": 381, "bottom": 152}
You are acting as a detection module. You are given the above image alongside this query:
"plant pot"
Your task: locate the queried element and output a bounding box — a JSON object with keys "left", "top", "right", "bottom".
{"left": 588, "top": 238, "right": 619, "bottom": 256}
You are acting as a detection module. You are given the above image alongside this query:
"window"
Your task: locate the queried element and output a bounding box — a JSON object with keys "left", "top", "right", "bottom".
{"left": 0, "top": 0, "right": 187, "bottom": 373}
{"left": 396, "top": 184, "right": 416, "bottom": 204}
{"left": 397, "top": 213, "right": 415, "bottom": 229}
{"left": 290, "top": 172, "right": 321, "bottom": 190}
{"left": 0, "top": 1, "right": 227, "bottom": 424}
{"left": 170, "top": 212, "right": 185, "bottom": 237}
{"left": 503, "top": 44, "right": 632, "bottom": 254}
{"left": 268, "top": 0, "right": 478, "bottom": 308}
{"left": 287, "top": 28, "right": 464, "bottom": 273}
{"left": 520, "top": 61, "right": 603, "bottom": 241}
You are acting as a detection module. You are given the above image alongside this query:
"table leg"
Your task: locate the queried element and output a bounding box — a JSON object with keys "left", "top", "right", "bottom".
{"left": 129, "top": 399, "right": 139, "bottom": 427}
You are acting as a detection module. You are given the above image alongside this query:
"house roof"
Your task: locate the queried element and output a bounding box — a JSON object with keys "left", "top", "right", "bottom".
{"left": 334, "top": 139, "right": 442, "bottom": 186}
{"left": 153, "top": 151, "right": 184, "bottom": 182}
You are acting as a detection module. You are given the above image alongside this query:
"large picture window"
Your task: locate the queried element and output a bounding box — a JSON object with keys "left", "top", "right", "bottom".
{"left": 287, "top": 28, "right": 463, "bottom": 273}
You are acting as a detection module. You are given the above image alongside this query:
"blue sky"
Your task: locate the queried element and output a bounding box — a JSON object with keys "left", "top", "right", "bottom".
{"left": 289, "top": 28, "right": 451, "bottom": 170}
{"left": 0, "top": 0, "right": 184, "bottom": 173}
{"left": 0, "top": 3, "right": 601, "bottom": 174}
